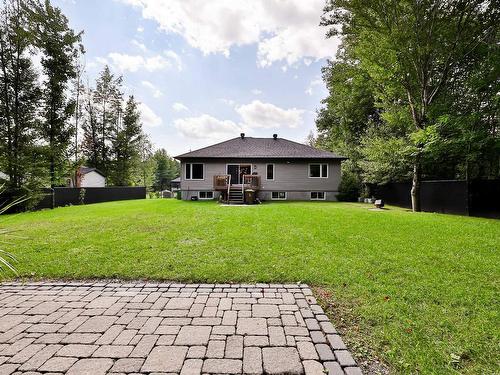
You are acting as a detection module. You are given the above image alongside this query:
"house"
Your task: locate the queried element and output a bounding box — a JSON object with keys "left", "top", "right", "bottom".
{"left": 175, "top": 133, "right": 346, "bottom": 203}
{"left": 68, "top": 167, "right": 106, "bottom": 188}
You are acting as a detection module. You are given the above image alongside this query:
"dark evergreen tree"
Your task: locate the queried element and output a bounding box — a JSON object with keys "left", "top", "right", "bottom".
{"left": 109, "top": 96, "right": 143, "bottom": 186}
{"left": 28, "top": 0, "right": 83, "bottom": 187}
{"left": 0, "top": 0, "right": 42, "bottom": 190}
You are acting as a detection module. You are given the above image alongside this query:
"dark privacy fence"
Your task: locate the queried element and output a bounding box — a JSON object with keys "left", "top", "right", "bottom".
{"left": 371, "top": 179, "right": 499, "bottom": 218}
{"left": 1, "top": 186, "right": 146, "bottom": 213}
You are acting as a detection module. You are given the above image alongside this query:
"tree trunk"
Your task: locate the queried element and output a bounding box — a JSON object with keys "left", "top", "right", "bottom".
{"left": 411, "top": 153, "right": 421, "bottom": 212}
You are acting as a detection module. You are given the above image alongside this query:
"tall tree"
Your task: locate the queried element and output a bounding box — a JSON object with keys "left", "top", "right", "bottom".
{"left": 28, "top": 0, "right": 83, "bottom": 187}
{"left": 80, "top": 85, "right": 100, "bottom": 169}
{"left": 136, "top": 132, "right": 154, "bottom": 187}
{"left": 322, "top": 0, "right": 499, "bottom": 211}
{"left": 0, "top": 0, "right": 41, "bottom": 190}
{"left": 93, "top": 65, "right": 122, "bottom": 175}
{"left": 153, "top": 149, "right": 179, "bottom": 191}
{"left": 109, "top": 96, "right": 143, "bottom": 186}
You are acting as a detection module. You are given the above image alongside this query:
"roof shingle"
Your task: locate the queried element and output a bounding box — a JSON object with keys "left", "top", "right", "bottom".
{"left": 175, "top": 137, "right": 346, "bottom": 160}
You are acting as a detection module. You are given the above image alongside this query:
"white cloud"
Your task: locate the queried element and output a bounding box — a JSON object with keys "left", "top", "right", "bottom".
{"left": 172, "top": 102, "right": 189, "bottom": 112}
{"left": 174, "top": 114, "right": 241, "bottom": 139}
{"left": 251, "top": 89, "right": 263, "bottom": 95}
{"left": 137, "top": 26, "right": 144, "bottom": 33}
{"left": 97, "top": 50, "right": 182, "bottom": 73}
{"left": 132, "top": 39, "right": 147, "bottom": 51}
{"left": 139, "top": 102, "right": 162, "bottom": 127}
{"left": 236, "top": 100, "right": 304, "bottom": 129}
{"left": 305, "top": 78, "right": 324, "bottom": 96}
{"left": 119, "top": 0, "right": 339, "bottom": 67}
{"left": 141, "top": 80, "right": 163, "bottom": 98}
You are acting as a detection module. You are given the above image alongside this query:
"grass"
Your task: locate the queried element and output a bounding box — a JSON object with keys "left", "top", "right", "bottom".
{"left": 1, "top": 199, "right": 499, "bottom": 374}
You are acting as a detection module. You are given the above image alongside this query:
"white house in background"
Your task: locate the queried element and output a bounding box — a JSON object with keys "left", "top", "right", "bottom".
{"left": 68, "top": 166, "right": 106, "bottom": 188}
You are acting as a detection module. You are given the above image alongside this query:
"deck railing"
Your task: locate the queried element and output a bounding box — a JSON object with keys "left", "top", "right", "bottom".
{"left": 214, "top": 175, "right": 231, "bottom": 190}
{"left": 213, "top": 174, "right": 260, "bottom": 190}
{"left": 242, "top": 175, "right": 260, "bottom": 189}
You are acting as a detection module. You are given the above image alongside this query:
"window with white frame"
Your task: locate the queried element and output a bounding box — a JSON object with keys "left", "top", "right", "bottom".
{"left": 185, "top": 163, "right": 204, "bottom": 180}
{"left": 310, "top": 192, "right": 326, "bottom": 200}
{"left": 266, "top": 164, "right": 274, "bottom": 180}
{"left": 271, "top": 191, "right": 287, "bottom": 200}
{"left": 198, "top": 191, "right": 214, "bottom": 199}
{"left": 309, "top": 163, "right": 328, "bottom": 178}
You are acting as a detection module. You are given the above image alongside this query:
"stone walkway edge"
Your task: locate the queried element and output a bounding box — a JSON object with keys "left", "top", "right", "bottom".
{"left": 0, "top": 281, "right": 362, "bottom": 375}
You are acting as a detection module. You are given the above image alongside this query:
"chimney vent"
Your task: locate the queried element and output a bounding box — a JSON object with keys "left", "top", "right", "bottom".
{"left": 273, "top": 134, "right": 278, "bottom": 140}
{"left": 240, "top": 133, "right": 245, "bottom": 139}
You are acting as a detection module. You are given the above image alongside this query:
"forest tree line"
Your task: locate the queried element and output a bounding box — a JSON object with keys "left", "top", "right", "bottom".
{"left": 0, "top": 0, "right": 178, "bottom": 193}
{"left": 316, "top": 0, "right": 499, "bottom": 210}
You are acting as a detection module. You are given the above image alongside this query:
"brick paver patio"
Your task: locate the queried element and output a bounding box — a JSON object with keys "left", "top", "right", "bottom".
{"left": 0, "top": 281, "right": 362, "bottom": 374}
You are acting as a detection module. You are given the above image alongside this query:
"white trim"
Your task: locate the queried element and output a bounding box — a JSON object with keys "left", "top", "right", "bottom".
{"left": 271, "top": 191, "right": 287, "bottom": 200}
{"left": 310, "top": 191, "right": 326, "bottom": 200}
{"left": 198, "top": 191, "right": 214, "bottom": 200}
{"left": 185, "top": 163, "right": 205, "bottom": 180}
{"left": 265, "top": 163, "right": 275, "bottom": 181}
{"left": 308, "top": 163, "right": 328, "bottom": 178}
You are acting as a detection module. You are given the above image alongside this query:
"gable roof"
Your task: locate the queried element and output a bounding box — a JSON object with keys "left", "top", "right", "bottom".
{"left": 175, "top": 137, "right": 346, "bottom": 160}
{"left": 78, "top": 166, "right": 106, "bottom": 177}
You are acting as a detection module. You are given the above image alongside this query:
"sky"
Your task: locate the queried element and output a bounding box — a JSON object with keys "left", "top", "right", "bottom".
{"left": 54, "top": 0, "right": 339, "bottom": 156}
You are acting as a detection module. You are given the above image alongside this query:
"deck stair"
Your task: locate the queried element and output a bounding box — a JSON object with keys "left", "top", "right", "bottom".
{"left": 228, "top": 186, "right": 244, "bottom": 204}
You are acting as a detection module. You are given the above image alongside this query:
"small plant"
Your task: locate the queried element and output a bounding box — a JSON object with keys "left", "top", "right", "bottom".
{"left": 0, "top": 186, "right": 27, "bottom": 275}
{"left": 78, "top": 188, "right": 86, "bottom": 205}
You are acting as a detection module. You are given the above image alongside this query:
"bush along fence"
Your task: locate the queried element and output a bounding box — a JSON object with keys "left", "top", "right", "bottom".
{"left": 370, "top": 179, "right": 499, "bottom": 218}
{"left": 1, "top": 186, "right": 146, "bottom": 213}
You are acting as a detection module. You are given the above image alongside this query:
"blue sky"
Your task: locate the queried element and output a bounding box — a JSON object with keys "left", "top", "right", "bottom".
{"left": 54, "top": 0, "right": 339, "bottom": 156}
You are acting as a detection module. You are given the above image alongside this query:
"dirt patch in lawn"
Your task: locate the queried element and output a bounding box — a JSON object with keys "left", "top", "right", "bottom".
{"left": 313, "top": 286, "right": 391, "bottom": 375}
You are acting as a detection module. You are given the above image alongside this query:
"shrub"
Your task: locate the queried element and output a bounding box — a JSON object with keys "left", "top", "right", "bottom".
{"left": 337, "top": 171, "right": 361, "bottom": 202}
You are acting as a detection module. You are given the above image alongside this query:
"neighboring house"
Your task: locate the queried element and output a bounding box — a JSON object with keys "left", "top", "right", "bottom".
{"left": 175, "top": 134, "right": 346, "bottom": 203}
{"left": 68, "top": 167, "right": 106, "bottom": 188}
{"left": 170, "top": 177, "right": 181, "bottom": 192}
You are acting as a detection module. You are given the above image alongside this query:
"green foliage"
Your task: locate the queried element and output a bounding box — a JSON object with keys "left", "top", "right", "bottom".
{"left": 336, "top": 168, "right": 360, "bottom": 201}
{"left": 109, "top": 96, "right": 144, "bottom": 186}
{"left": 153, "top": 149, "right": 179, "bottom": 191}
{"left": 319, "top": 0, "right": 500, "bottom": 201}
{"left": 28, "top": 0, "right": 83, "bottom": 187}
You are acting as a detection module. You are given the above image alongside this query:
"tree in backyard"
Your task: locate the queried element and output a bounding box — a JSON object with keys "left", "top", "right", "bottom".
{"left": 80, "top": 85, "right": 101, "bottom": 169}
{"left": 321, "top": 0, "right": 499, "bottom": 211}
{"left": 136, "top": 133, "right": 154, "bottom": 187}
{"left": 153, "top": 149, "right": 179, "bottom": 191}
{"left": 109, "top": 96, "right": 144, "bottom": 186}
{"left": 92, "top": 65, "right": 123, "bottom": 175}
{"left": 28, "top": 0, "right": 83, "bottom": 187}
{"left": 0, "top": 0, "right": 43, "bottom": 190}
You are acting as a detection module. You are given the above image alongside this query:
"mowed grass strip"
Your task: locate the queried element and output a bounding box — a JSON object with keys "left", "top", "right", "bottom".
{"left": 2, "top": 199, "right": 499, "bottom": 374}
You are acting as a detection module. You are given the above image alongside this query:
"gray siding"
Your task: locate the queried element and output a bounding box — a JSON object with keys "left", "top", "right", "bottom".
{"left": 180, "top": 160, "right": 341, "bottom": 201}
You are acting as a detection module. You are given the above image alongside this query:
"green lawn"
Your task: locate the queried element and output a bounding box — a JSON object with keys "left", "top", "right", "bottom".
{"left": 2, "top": 199, "right": 499, "bottom": 374}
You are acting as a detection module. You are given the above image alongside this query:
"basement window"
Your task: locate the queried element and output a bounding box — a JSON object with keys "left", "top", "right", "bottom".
{"left": 271, "top": 191, "right": 287, "bottom": 200}
{"left": 310, "top": 192, "right": 326, "bottom": 200}
{"left": 185, "top": 163, "right": 204, "bottom": 180}
{"left": 198, "top": 191, "right": 214, "bottom": 199}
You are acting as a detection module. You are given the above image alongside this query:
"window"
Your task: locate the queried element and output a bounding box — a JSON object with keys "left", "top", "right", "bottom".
{"left": 310, "top": 192, "right": 326, "bottom": 200}
{"left": 271, "top": 191, "right": 287, "bottom": 200}
{"left": 266, "top": 164, "right": 274, "bottom": 180}
{"left": 198, "top": 191, "right": 214, "bottom": 199}
{"left": 185, "top": 163, "right": 204, "bottom": 180}
{"left": 309, "top": 163, "right": 328, "bottom": 178}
